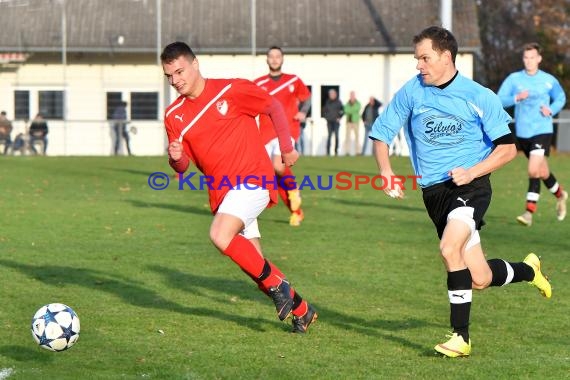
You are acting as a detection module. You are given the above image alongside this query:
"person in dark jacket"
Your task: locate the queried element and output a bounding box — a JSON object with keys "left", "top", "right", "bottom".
{"left": 322, "top": 89, "right": 343, "bottom": 156}
{"left": 29, "top": 113, "right": 49, "bottom": 155}
{"left": 361, "top": 96, "right": 382, "bottom": 155}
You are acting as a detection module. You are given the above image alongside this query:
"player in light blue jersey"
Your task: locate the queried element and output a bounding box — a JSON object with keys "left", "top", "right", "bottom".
{"left": 497, "top": 42, "right": 567, "bottom": 226}
{"left": 369, "top": 26, "right": 552, "bottom": 358}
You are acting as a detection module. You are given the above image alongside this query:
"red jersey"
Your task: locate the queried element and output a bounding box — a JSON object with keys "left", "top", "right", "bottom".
{"left": 254, "top": 73, "right": 311, "bottom": 144}
{"left": 164, "top": 78, "right": 278, "bottom": 213}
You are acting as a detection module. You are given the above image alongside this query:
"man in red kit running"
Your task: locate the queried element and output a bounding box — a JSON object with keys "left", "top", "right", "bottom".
{"left": 254, "top": 46, "right": 311, "bottom": 227}
{"left": 161, "top": 41, "right": 317, "bottom": 333}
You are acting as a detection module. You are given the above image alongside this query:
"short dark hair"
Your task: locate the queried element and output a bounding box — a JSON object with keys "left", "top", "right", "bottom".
{"left": 413, "top": 26, "right": 458, "bottom": 63}
{"left": 0, "top": 111, "right": 6, "bottom": 116}
{"left": 267, "top": 46, "right": 283, "bottom": 55}
{"left": 160, "top": 41, "right": 196, "bottom": 63}
{"left": 523, "top": 42, "right": 542, "bottom": 54}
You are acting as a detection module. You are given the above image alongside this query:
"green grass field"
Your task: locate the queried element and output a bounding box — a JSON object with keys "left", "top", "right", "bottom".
{"left": 0, "top": 154, "right": 568, "bottom": 379}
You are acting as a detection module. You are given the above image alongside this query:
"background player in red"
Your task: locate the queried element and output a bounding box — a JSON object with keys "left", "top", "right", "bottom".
{"left": 254, "top": 46, "right": 311, "bottom": 227}
{"left": 161, "top": 42, "right": 317, "bottom": 333}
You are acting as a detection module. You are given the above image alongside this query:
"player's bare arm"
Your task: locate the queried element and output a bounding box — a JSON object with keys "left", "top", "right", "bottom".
{"left": 282, "top": 149, "right": 299, "bottom": 167}
{"left": 373, "top": 139, "right": 404, "bottom": 199}
{"left": 450, "top": 143, "right": 516, "bottom": 186}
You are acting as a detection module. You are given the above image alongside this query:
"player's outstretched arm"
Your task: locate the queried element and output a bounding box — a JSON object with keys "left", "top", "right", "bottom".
{"left": 373, "top": 139, "right": 404, "bottom": 199}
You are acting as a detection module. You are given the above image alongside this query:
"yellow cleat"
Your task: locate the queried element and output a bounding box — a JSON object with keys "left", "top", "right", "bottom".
{"left": 289, "top": 209, "right": 304, "bottom": 227}
{"left": 556, "top": 190, "right": 568, "bottom": 221}
{"left": 288, "top": 189, "right": 302, "bottom": 212}
{"left": 434, "top": 333, "right": 471, "bottom": 358}
{"left": 523, "top": 253, "right": 552, "bottom": 298}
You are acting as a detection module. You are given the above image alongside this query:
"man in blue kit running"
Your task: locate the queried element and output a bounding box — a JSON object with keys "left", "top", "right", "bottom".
{"left": 369, "top": 26, "right": 552, "bottom": 358}
{"left": 497, "top": 42, "right": 567, "bottom": 226}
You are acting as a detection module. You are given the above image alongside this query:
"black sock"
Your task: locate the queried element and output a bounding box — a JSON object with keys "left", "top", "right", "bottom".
{"left": 447, "top": 269, "right": 472, "bottom": 342}
{"left": 488, "top": 259, "right": 534, "bottom": 286}
{"left": 543, "top": 174, "right": 557, "bottom": 190}
{"left": 256, "top": 260, "right": 271, "bottom": 281}
{"left": 543, "top": 174, "right": 563, "bottom": 197}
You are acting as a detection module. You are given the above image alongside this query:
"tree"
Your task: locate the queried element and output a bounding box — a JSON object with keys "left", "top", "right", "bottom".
{"left": 477, "top": 0, "right": 570, "bottom": 97}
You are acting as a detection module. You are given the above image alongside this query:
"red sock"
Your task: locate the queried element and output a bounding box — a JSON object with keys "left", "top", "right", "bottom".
{"left": 292, "top": 301, "right": 308, "bottom": 317}
{"left": 281, "top": 167, "right": 296, "bottom": 189}
{"left": 555, "top": 186, "right": 564, "bottom": 198}
{"left": 223, "top": 235, "right": 265, "bottom": 279}
{"left": 291, "top": 290, "right": 308, "bottom": 317}
{"left": 277, "top": 185, "right": 291, "bottom": 210}
{"left": 260, "top": 260, "right": 286, "bottom": 289}
{"left": 526, "top": 201, "right": 537, "bottom": 213}
{"left": 278, "top": 167, "right": 297, "bottom": 212}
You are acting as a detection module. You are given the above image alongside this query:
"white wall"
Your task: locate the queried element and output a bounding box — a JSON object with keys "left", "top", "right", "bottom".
{"left": 0, "top": 53, "right": 474, "bottom": 156}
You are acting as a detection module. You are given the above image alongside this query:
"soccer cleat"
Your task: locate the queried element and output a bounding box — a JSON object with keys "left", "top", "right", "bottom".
{"left": 289, "top": 209, "right": 304, "bottom": 227}
{"left": 291, "top": 304, "right": 318, "bottom": 333}
{"left": 267, "top": 279, "right": 294, "bottom": 321}
{"left": 434, "top": 333, "right": 471, "bottom": 358}
{"left": 516, "top": 211, "right": 533, "bottom": 226}
{"left": 288, "top": 189, "right": 302, "bottom": 212}
{"left": 523, "top": 253, "right": 552, "bottom": 298}
{"left": 556, "top": 190, "right": 568, "bottom": 221}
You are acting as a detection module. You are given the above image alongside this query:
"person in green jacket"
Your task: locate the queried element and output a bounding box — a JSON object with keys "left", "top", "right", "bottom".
{"left": 343, "top": 91, "right": 361, "bottom": 156}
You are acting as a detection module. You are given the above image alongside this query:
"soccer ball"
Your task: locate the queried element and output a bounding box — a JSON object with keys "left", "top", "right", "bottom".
{"left": 31, "top": 303, "right": 80, "bottom": 352}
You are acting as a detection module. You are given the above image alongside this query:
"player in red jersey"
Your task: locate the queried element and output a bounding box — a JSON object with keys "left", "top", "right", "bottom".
{"left": 160, "top": 42, "right": 317, "bottom": 333}
{"left": 254, "top": 46, "right": 311, "bottom": 227}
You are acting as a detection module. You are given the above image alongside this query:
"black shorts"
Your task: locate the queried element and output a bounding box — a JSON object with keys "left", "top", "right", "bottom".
{"left": 518, "top": 134, "right": 553, "bottom": 158}
{"left": 422, "top": 174, "right": 492, "bottom": 239}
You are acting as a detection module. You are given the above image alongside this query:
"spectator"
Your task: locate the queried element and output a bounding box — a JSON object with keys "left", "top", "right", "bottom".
{"left": 0, "top": 111, "right": 13, "bottom": 155}
{"left": 29, "top": 113, "right": 48, "bottom": 155}
{"left": 361, "top": 97, "right": 382, "bottom": 155}
{"left": 322, "top": 89, "right": 343, "bottom": 156}
{"left": 343, "top": 91, "right": 361, "bottom": 156}
{"left": 112, "top": 101, "right": 132, "bottom": 156}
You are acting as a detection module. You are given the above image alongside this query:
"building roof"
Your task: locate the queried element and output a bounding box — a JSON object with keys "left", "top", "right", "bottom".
{"left": 0, "top": 0, "right": 480, "bottom": 56}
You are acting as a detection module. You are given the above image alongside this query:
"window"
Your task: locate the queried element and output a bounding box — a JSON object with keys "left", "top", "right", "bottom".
{"left": 106, "top": 92, "right": 123, "bottom": 120}
{"left": 39, "top": 90, "right": 64, "bottom": 119}
{"left": 130, "top": 92, "right": 158, "bottom": 120}
{"left": 14, "top": 90, "right": 30, "bottom": 120}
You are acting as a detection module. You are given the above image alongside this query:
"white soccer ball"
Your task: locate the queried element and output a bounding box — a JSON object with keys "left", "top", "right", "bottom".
{"left": 31, "top": 303, "right": 80, "bottom": 352}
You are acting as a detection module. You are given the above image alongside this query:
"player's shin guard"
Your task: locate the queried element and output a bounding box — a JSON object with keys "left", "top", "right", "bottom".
{"left": 223, "top": 235, "right": 265, "bottom": 280}
{"left": 487, "top": 258, "right": 534, "bottom": 286}
{"left": 447, "top": 269, "right": 472, "bottom": 343}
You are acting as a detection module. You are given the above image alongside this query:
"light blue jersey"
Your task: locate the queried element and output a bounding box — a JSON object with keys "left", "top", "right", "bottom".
{"left": 370, "top": 73, "right": 512, "bottom": 188}
{"left": 497, "top": 69, "right": 566, "bottom": 138}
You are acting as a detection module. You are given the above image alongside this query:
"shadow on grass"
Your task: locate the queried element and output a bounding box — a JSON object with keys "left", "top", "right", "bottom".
{"left": 308, "top": 302, "right": 443, "bottom": 355}
{"left": 1, "top": 259, "right": 444, "bottom": 355}
{"left": 127, "top": 199, "right": 211, "bottom": 216}
{"left": 0, "top": 345, "right": 53, "bottom": 362}
{"left": 0, "top": 260, "right": 274, "bottom": 333}
{"left": 149, "top": 264, "right": 442, "bottom": 355}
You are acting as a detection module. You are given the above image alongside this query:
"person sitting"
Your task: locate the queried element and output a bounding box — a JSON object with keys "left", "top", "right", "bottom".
{"left": 29, "top": 113, "right": 49, "bottom": 155}
{"left": 0, "top": 111, "right": 13, "bottom": 155}
{"left": 11, "top": 133, "right": 27, "bottom": 155}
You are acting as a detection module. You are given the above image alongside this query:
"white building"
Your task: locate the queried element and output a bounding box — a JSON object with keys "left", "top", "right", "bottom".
{"left": 0, "top": 0, "right": 480, "bottom": 156}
